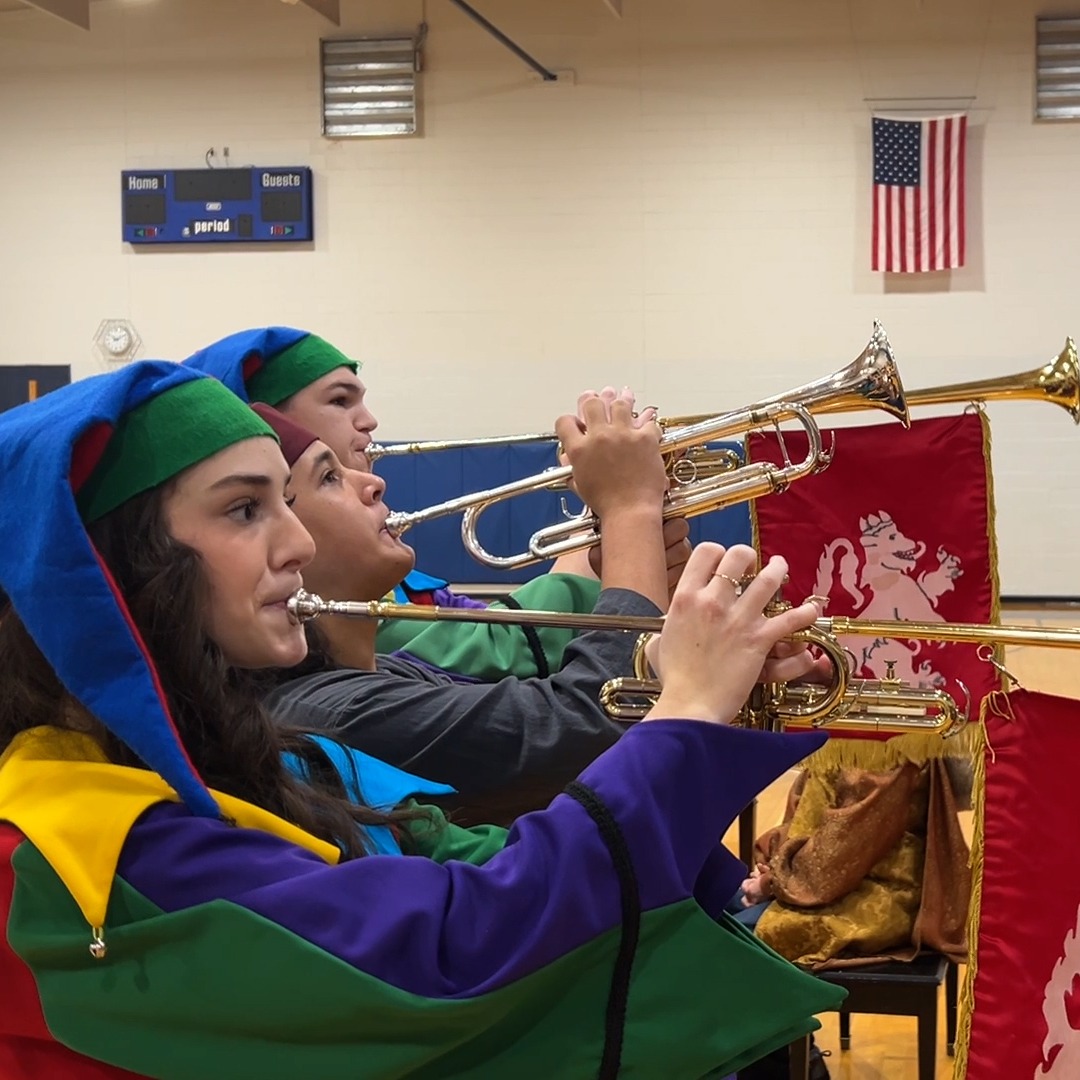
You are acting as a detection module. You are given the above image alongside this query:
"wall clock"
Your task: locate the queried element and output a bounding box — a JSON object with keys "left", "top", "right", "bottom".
{"left": 93, "top": 319, "right": 141, "bottom": 364}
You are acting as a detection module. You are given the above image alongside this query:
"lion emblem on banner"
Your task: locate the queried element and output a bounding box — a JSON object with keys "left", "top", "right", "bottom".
{"left": 1037, "top": 905, "right": 1080, "bottom": 1076}
{"left": 813, "top": 510, "right": 963, "bottom": 687}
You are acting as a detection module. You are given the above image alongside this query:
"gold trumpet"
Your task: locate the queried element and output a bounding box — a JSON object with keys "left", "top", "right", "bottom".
{"left": 287, "top": 589, "right": 1080, "bottom": 736}
{"left": 383, "top": 323, "right": 907, "bottom": 570}
{"left": 667, "top": 338, "right": 1080, "bottom": 428}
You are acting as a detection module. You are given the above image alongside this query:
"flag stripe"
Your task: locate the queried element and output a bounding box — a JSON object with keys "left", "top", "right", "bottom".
{"left": 928, "top": 122, "right": 937, "bottom": 270}
{"left": 943, "top": 117, "right": 953, "bottom": 269}
{"left": 914, "top": 184, "right": 923, "bottom": 272}
{"left": 898, "top": 187, "right": 906, "bottom": 272}
{"left": 959, "top": 115, "right": 967, "bottom": 265}
{"left": 872, "top": 186, "right": 878, "bottom": 271}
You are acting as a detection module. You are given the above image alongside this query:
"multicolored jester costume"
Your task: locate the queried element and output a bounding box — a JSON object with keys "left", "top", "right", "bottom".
{"left": 0, "top": 362, "right": 843, "bottom": 1078}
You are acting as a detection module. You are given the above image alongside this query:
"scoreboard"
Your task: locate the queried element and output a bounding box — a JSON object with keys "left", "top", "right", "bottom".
{"left": 121, "top": 167, "right": 313, "bottom": 245}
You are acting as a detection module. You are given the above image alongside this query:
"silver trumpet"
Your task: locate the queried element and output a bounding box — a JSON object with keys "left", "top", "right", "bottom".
{"left": 383, "top": 323, "right": 908, "bottom": 570}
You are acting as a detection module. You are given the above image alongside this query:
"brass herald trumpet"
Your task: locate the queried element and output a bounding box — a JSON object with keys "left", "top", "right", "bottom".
{"left": 383, "top": 323, "right": 908, "bottom": 570}
{"left": 666, "top": 338, "right": 1080, "bottom": 428}
{"left": 368, "top": 338, "right": 1079, "bottom": 466}
{"left": 286, "top": 588, "right": 1080, "bottom": 736}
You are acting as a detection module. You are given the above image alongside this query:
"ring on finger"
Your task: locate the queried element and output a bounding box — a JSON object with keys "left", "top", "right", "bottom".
{"left": 713, "top": 572, "right": 745, "bottom": 595}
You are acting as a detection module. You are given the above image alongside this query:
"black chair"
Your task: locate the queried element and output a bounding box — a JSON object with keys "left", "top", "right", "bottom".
{"left": 789, "top": 953, "right": 960, "bottom": 1080}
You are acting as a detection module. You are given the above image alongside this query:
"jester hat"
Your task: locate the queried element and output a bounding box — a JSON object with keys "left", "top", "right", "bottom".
{"left": 0, "top": 362, "right": 278, "bottom": 818}
{"left": 184, "top": 327, "right": 358, "bottom": 406}
{"left": 250, "top": 403, "right": 320, "bottom": 467}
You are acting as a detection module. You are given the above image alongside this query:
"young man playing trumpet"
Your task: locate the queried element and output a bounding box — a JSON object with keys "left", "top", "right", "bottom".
{"left": 185, "top": 326, "right": 692, "bottom": 681}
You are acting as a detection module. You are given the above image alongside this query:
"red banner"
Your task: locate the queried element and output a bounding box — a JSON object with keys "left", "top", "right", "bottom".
{"left": 749, "top": 412, "right": 999, "bottom": 731}
{"left": 960, "top": 691, "right": 1080, "bottom": 1079}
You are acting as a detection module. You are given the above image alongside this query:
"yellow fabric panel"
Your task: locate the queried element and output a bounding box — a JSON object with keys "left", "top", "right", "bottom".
{"left": 0, "top": 726, "right": 339, "bottom": 929}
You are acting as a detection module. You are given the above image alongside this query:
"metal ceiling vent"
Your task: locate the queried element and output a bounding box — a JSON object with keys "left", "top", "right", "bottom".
{"left": 321, "top": 32, "right": 423, "bottom": 138}
{"left": 1036, "top": 17, "right": 1080, "bottom": 121}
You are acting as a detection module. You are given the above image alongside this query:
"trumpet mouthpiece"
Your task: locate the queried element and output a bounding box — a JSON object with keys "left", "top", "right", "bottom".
{"left": 384, "top": 513, "right": 409, "bottom": 538}
{"left": 286, "top": 589, "right": 324, "bottom": 624}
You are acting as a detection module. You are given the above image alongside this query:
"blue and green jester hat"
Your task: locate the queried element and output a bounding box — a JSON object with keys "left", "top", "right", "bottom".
{"left": 183, "top": 327, "right": 454, "bottom": 604}
{"left": 0, "top": 362, "right": 278, "bottom": 818}
{"left": 183, "top": 326, "right": 357, "bottom": 407}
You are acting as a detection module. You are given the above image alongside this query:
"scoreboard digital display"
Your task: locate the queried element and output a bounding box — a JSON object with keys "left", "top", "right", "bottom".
{"left": 121, "top": 167, "right": 313, "bottom": 244}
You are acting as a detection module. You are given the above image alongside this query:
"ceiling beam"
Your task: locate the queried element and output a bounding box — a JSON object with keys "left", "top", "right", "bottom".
{"left": 22, "top": 0, "right": 89, "bottom": 29}
{"left": 298, "top": 0, "right": 340, "bottom": 25}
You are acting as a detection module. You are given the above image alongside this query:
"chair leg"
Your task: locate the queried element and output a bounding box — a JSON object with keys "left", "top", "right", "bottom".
{"left": 918, "top": 998, "right": 938, "bottom": 1080}
{"left": 838, "top": 1010, "right": 851, "bottom": 1051}
{"left": 788, "top": 1033, "right": 810, "bottom": 1080}
{"left": 739, "top": 801, "right": 757, "bottom": 867}
{"left": 946, "top": 961, "right": 959, "bottom": 1056}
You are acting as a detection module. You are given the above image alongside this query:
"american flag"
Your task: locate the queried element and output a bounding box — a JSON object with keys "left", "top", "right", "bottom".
{"left": 872, "top": 114, "right": 967, "bottom": 273}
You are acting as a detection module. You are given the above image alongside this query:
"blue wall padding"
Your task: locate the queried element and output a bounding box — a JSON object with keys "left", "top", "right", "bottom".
{"left": 374, "top": 441, "right": 753, "bottom": 584}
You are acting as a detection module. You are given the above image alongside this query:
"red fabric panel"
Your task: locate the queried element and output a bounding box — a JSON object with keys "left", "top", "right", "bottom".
{"left": 68, "top": 422, "right": 115, "bottom": 495}
{"left": 0, "top": 824, "right": 146, "bottom": 1079}
{"left": 965, "top": 691, "right": 1080, "bottom": 1078}
{"left": 750, "top": 412, "right": 997, "bottom": 738}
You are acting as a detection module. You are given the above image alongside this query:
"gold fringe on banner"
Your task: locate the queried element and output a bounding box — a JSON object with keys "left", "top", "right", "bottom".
{"left": 951, "top": 412, "right": 999, "bottom": 1077}
{"left": 798, "top": 724, "right": 979, "bottom": 776}
{"left": 951, "top": 695, "right": 995, "bottom": 1079}
{"left": 978, "top": 408, "right": 1005, "bottom": 672}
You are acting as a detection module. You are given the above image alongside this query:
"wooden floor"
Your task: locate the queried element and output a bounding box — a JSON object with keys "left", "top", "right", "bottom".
{"left": 719, "top": 609, "right": 1080, "bottom": 1080}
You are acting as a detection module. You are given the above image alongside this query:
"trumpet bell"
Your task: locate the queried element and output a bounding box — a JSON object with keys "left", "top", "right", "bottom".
{"left": 661, "top": 321, "right": 909, "bottom": 432}
{"left": 819, "top": 320, "right": 910, "bottom": 428}
{"left": 817, "top": 336, "right": 1080, "bottom": 424}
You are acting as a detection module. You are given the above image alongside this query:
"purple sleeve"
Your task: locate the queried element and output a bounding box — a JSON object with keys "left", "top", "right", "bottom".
{"left": 695, "top": 845, "right": 748, "bottom": 919}
{"left": 429, "top": 587, "right": 489, "bottom": 611}
{"left": 118, "top": 721, "right": 824, "bottom": 999}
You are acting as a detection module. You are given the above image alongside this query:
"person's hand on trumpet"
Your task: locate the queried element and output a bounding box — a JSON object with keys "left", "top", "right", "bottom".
{"left": 641, "top": 543, "right": 827, "bottom": 725}
{"left": 555, "top": 385, "right": 667, "bottom": 514}
{"left": 552, "top": 387, "right": 692, "bottom": 600}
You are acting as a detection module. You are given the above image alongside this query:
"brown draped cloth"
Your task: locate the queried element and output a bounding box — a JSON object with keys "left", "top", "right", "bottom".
{"left": 751, "top": 757, "right": 970, "bottom": 972}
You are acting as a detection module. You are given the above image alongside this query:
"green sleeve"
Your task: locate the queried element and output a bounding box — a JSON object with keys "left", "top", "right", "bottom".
{"left": 374, "top": 573, "right": 602, "bottom": 680}
{"left": 404, "top": 802, "right": 509, "bottom": 865}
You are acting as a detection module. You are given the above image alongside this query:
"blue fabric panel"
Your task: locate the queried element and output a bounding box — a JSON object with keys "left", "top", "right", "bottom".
{"left": 375, "top": 442, "right": 753, "bottom": 585}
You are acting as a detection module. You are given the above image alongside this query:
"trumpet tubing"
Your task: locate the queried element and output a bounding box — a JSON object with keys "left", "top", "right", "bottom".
{"left": 287, "top": 591, "right": 663, "bottom": 634}
{"left": 288, "top": 588, "right": 1080, "bottom": 736}
{"left": 288, "top": 589, "right": 1080, "bottom": 650}
{"left": 818, "top": 616, "right": 1080, "bottom": 649}
{"left": 462, "top": 399, "right": 829, "bottom": 570}
{"left": 367, "top": 430, "right": 554, "bottom": 463}
{"left": 744, "top": 675, "right": 967, "bottom": 738}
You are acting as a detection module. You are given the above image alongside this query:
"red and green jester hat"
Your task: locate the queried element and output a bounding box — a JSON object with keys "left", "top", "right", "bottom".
{"left": 0, "top": 361, "right": 843, "bottom": 1078}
